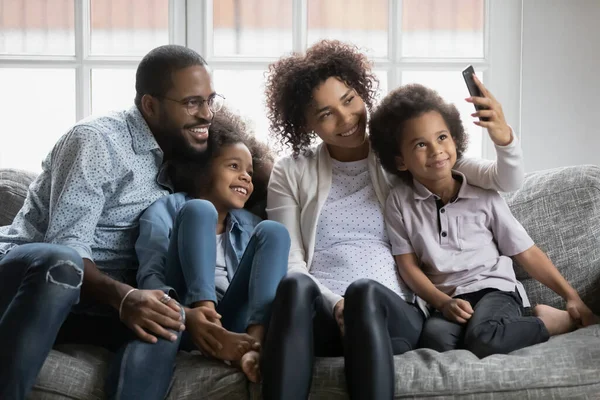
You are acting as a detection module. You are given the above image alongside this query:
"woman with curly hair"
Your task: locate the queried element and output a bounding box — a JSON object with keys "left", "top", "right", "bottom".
{"left": 261, "top": 39, "right": 524, "bottom": 400}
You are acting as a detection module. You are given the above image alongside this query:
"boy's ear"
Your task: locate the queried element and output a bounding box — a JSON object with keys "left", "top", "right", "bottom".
{"left": 395, "top": 155, "right": 408, "bottom": 171}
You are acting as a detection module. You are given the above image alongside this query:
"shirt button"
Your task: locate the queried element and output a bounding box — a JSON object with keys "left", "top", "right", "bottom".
{"left": 440, "top": 208, "right": 446, "bottom": 213}
{"left": 441, "top": 231, "right": 447, "bottom": 237}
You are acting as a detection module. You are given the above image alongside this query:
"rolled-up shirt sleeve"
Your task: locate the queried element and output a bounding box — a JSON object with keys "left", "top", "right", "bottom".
{"left": 43, "top": 127, "right": 113, "bottom": 261}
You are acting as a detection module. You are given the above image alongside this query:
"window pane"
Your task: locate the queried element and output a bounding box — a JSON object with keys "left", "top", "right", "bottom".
{"left": 91, "top": 69, "right": 137, "bottom": 115}
{"left": 90, "top": 0, "right": 169, "bottom": 56}
{"left": 213, "top": 69, "right": 272, "bottom": 146}
{"left": 0, "top": 0, "right": 74, "bottom": 55}
{"left": 308, "top": 0, "right": 388, "bottom": 58}
{"left": 0, "top": 69, "right": 75, "bottom": 172}
{"left": 213, "top": 0, "right": 292, "bottom": 57}
{"left": 374, "top": 70, "right": 388, "bottom": 95}
{"left": 402, "top": 0, "right": 484, "bottom": 58}
{"left": 401, "top": 71, "right": 483, "bottom": 159}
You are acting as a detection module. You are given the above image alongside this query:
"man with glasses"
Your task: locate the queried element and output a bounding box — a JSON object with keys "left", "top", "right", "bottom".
{"left": 0, "top": 44, "right": 254, "bottom": 400}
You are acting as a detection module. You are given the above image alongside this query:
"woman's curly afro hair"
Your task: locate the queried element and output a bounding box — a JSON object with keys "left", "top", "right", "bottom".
{"left": 265, "top": 39, "right": 379, "bottom": 156}
{"left": 369, "top": 83, "right": 469, "bottom": 182}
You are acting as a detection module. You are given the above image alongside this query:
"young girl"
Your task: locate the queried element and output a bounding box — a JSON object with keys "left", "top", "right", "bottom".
{"left": 369, "top": 83, "right": 598, "bottom": 357}
{"left": 134, "top": 110, "right": 290, "bottom": 385}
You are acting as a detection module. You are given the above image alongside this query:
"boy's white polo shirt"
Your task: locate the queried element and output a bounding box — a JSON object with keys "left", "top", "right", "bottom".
{"left": 385, "top": 171, "right": 534, "bottom": 306}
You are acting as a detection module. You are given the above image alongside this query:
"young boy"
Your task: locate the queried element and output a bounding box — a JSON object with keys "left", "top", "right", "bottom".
{"left": 368, "top": 83, "right": 598, "bottom": 358}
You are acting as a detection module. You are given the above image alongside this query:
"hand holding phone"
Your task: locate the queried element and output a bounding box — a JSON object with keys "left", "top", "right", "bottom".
{"left": 462, "top": 65, "right": 489, "bottom": 121}
{"left": 460, "top": 66, "right": 513, "bottom": 146}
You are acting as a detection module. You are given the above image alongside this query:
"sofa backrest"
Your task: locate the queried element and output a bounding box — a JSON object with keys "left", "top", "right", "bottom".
{"left": 503, "top": 165, "right": 600, "bottom": 314}
{"left": 0, "top": 169, "right": 38, "bottom": 227}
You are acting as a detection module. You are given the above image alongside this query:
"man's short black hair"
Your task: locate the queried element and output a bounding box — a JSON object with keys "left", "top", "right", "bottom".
{"left": 135, "top": 45, "right": 207, "bottom": 107}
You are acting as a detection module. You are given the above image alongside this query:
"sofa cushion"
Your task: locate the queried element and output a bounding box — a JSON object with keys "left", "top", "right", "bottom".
{"left": 0, "top": 168, "right": 37, "bottom": 226}
{"left": 267, "top": 325, "right": 599, "bottom": 399}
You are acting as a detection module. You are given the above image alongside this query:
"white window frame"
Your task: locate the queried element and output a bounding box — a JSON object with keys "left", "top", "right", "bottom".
{"left": 0, "top": 0, "right": 187, "bottom": 122}
{"left": 187, "top": 0, "right": 523, "bottom": 160}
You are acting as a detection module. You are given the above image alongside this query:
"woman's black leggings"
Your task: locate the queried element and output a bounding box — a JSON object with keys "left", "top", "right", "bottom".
{"left": 261, "top": 273, "right": 424, "bottom": 400}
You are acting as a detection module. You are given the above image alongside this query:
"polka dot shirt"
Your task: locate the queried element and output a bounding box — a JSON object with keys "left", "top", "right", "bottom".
{"left": 310, "top": 158, "right": 411, "bottom": 300}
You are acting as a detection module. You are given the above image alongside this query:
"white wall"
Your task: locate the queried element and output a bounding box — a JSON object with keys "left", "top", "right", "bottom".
{"left": 521, "top": 0, "right": 600, "bottom": 172}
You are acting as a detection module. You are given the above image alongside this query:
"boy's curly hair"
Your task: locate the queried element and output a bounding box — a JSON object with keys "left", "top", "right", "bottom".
{"left": 369, "top": 83, "right": 468, "bottom": 182}
{"left": 170, "top": 108, "right": 274, "bottom": 216}
{"left": 265, "top": 39, "right": 379, "bottom": 157}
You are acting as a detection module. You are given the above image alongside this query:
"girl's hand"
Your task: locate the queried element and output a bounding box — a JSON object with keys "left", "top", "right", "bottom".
{"left": 466, "top": 74, "right": 513, "bottom": 147}
{"left": 566, "top": 298, "right": 600, "bottom": 327}
{"left": 441, "top": 298, "right": 473, "bottom": 324}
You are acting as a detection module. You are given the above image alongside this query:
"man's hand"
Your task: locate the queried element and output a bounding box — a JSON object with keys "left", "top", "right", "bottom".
{"left": 441, "top": 298, "right": 473, "bottom": 324}
{"left": 566, "top": 297, "right": 600, "bottom": 328}
{"left": 466, "top": 74, "right": 513, "bottom": 147}
{"left": 120, "top": 289, "right": 185, "bottom": 343}
{"left": 334, "top": 298, "right": 345, "bottom": 336}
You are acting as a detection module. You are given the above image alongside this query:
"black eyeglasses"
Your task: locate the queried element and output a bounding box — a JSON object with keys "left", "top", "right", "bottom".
{"left": 160, "top": 93, "right": 225, "bottom": 115}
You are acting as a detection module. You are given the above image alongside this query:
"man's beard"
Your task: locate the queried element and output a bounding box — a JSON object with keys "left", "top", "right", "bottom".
{"left": 154, "top": 111, "right": 210, "bottom": 163}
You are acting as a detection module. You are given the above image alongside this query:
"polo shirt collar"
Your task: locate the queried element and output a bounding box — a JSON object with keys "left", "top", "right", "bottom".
{"left": 412, "top": 170, "right": 480, "bottom": 201}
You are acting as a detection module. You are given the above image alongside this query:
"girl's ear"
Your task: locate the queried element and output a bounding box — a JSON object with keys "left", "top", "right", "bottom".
{"left": 395, "top": 155, "right": 408, "bottom": 171}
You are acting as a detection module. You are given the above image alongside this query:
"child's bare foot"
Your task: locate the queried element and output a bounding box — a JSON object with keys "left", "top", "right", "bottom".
{"left": 534, "top": 304, "right": 576, "bottom": 335}
{"left": 240, "top": 350, "right": 261, "bottom": 383}
{"left": 213, "top": 330, "right": 258, "bottom": 361}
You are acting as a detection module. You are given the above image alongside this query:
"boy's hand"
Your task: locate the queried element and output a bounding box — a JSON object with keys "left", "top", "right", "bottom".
{"left": 466, "top": 74, "right": 513, "bottom": 147}
{"left": 334, "top": 299, "right": 345, "bottom": 336}
{"left": 566, "top": 298, "right": 600, "bottom": 327}
{"left": 441, "top": 299, "right": 474, "bottom": 324}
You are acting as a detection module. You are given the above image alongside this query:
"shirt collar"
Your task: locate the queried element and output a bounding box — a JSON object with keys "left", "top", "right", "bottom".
{"left": 225, "top": 211, "right": 242, "bottom": 234}
{"left": 412, "top": 170, "right": 479, "bottom": 202}
{"left": 126, "top": 106, "right": 161, "bottom": 155}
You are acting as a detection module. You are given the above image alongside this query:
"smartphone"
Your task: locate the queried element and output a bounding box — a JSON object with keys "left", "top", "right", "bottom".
{"left": 462, "top": 65, "right": 489, "bottom": 121}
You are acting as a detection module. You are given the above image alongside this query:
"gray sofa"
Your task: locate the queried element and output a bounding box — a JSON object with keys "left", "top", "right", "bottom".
{"left": 1, "top": 165, "right": 599, "bottom": 400}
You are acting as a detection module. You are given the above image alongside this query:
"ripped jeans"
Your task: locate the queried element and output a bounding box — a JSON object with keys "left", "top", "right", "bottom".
{"left": 0, "top": 243, "right": 84, "bottom": 400}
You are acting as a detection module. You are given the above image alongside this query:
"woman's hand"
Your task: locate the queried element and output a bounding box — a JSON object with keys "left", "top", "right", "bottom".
{"left": 466, "top": 74, "right": 513, "bottom": 147}
{"left": 334, "top": 298, "right": 345, "bottom": 336}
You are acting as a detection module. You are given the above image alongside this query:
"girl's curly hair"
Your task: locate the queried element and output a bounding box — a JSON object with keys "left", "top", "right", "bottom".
{"left": 265, "top": 39, "right": 379, "bottom": 157}
{"left": 170, "top": 108, "right": 274, "bottom": 216}
{"left": 369, "top": 83, "right": 469, "bottom": 183}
